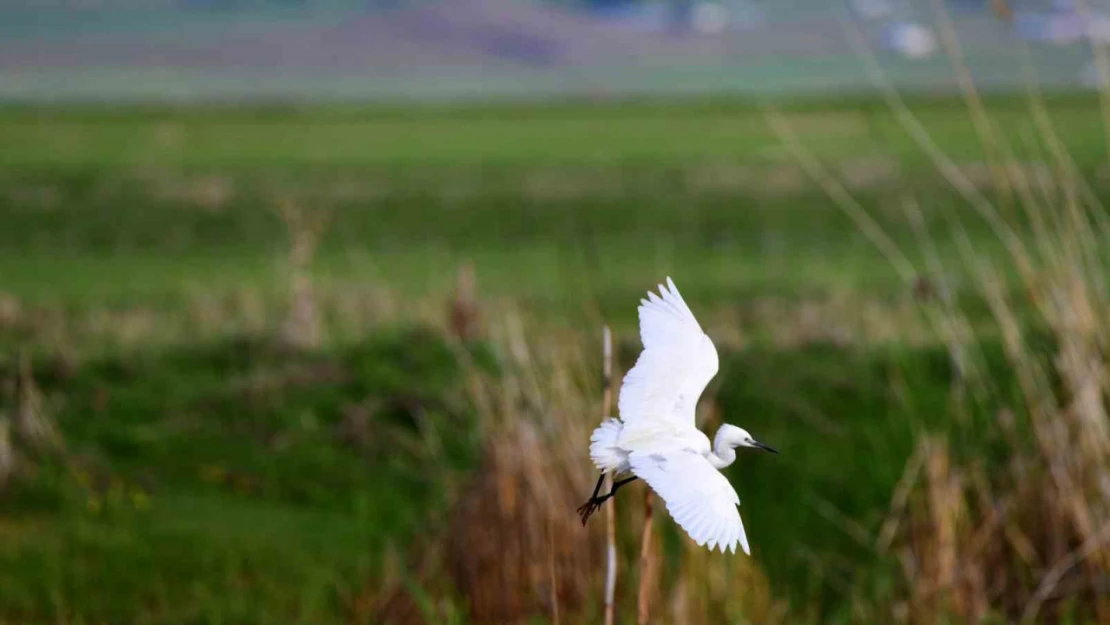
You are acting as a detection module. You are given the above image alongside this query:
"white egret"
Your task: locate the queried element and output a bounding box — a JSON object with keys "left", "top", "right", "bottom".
{"left": 578, "top": 277, "right": 776, "bottom": 555}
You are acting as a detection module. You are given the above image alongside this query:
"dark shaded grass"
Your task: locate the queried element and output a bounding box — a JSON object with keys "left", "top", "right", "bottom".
{"left": 0, "top": 320, "right": 1065, "bottom": 623}
{"left": 712, "top": 341, "right": 1039, "bottom": 619}
{"left": 0, "top": 330, "right": 492, "bottom": 624}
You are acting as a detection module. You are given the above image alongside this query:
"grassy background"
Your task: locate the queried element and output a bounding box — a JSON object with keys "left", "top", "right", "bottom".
{"left": 1, "top": 94, "right": 1107, "bottom": 623}
{"left": 2, "top": 97, "right": 1056, "bottom": 312}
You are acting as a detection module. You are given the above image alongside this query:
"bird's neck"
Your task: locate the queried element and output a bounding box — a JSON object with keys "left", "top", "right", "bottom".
{"left": 709, "top": 429, "right": 737, "bottom": 469}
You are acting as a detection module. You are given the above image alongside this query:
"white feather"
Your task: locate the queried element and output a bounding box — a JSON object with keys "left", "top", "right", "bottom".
{"left": 589, "top": 417, "right": 629, "bottom": 474}
{"left": 629, "top": 448, "right": 749, "bottom": 555}
{"left": 617, "top": 277, "right": 719, "bottom": 426}
{"left": 586, "top": 277, "right": 759, "bottom": 556}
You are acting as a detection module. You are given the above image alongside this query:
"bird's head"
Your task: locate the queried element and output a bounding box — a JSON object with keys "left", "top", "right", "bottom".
{"left": 716, "top": 424, "right": 778, "bottom": 454}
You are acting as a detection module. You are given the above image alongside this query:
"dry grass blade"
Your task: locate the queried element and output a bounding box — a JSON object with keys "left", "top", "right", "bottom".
{"left": 1075, "top": 0, "right": 1110, "bottom": 158}
{"left": 834, "top": 3, "right": 1032, "bottom": 277}
{"left": 548, "top": 520, "right": 561, "bottom": 625}
{"left": 448, "top": 261, "right": 482, "bottom": 343}
{"left": 444, "top": 308, "right": 603, "bottom": 624}
{"left": 602, "top": 324, "right": 618, "bottom": 625}
{"left": 877, "top": 441, "right": 926, "bottom": 555}
{"left": 276, "top": 200, "right": 331, "bottom": 349}
{"left": 1021, "top": 522, "right": 1110, "bottom": 624}
{"left": 637, "top": 489, "right": 655, "bottom": 625}
{"left": 762, "top": 104, "right": 916, "bottom": 284}
{"left": 901, "top": 196, "right": 986, "bottom": 399}
{"left": 929, "top": 0, "right": 1014, "bottom": 207}
{"left": 0, "top": 416, "right": 16, "bottom": 489}
{"left": 14, "top": 349, "right": 61, "bottom": 453}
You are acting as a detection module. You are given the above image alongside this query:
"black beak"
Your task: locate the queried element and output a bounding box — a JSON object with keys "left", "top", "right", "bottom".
{"left": 753, "top": 440, "right": 778, "bottom": 454}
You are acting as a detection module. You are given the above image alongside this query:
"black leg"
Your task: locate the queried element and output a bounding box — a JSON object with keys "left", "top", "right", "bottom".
{"left": 609, "top": 476, "right": 637, "bottom": 494}
{"left": 577, "top": 472, "right": 607, "bottom": 525}
{"left": 588, "top": 472, "right": 605, "bottom": 500}
{"left": 577, "top": 474, "right": 639, "bottom": 525}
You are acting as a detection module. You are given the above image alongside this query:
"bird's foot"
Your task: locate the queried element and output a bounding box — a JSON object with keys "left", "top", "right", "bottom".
{"left": 577, "top": 496, "right": 605, "bottom": 525}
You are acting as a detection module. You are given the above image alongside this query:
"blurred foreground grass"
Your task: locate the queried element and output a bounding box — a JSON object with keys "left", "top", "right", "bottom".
{"left": 1, "top": 95, "right": 1109, "bottom": 623}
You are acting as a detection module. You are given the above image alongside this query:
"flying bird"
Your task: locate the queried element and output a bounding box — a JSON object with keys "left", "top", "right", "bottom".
{"left": 578, "top": 277, "right": 777, "bottom": 555}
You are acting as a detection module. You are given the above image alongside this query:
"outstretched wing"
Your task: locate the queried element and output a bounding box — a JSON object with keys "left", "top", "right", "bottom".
{"left": 618, "top": 277, "right": 719, "bottom": 425}
{"left": 629, "top": 448, "right": 749, "bottom": 555}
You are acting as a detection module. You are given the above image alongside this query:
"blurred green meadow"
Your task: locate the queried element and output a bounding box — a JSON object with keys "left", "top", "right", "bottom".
{"left": 3, "top": 97, "right": 1080, "bottom": 311}
{"left": 1, "top": 95, "right": 1109, "bottom": 624}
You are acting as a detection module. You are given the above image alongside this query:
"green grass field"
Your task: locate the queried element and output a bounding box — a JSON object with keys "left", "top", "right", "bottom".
{"left": 2, "top": 97, "right": 1064, "bottom": 313}
{"left": 1, "top": 95, "right": 1108, "bottom": 624}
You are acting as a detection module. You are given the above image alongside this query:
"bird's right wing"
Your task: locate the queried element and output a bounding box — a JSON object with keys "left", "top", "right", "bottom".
{"left": 618, "top": 277, "right": 719, "bottom": 426}
{"left": 629, "top": 447, "right": 749, "bottom": 555}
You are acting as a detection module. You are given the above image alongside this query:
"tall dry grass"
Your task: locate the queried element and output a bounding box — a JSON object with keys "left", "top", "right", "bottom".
{"left": 767, "top": 5, "right": 1110, "bottom": 621}
{"left": 889, "top": 190, "right": 1110, "bottom": 623}
{"left": 0, "top": 349, "right": 64, "bottom": 490}
{"left": 276, "top": 200, "right": 331, "bottom": 350}
{"left": 444, "top": 309, "right": 605, "bottom": 623}
{"left": 636, "top": 487, "right": 657, "bottom": 625}
{"left": 602, "top": 325, "right": 618, "bottom": 625}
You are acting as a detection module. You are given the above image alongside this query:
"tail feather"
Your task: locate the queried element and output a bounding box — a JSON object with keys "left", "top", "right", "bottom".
{"left": 589, "top": 418, "right": 626, "bottom": 473}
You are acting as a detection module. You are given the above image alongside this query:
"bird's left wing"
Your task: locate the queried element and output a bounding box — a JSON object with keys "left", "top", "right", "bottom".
{"left": 618, "top": 277, "right": 719, "bottom": 426}
{"left": 629, "top": 447, "right": 750, "bottom": 555}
